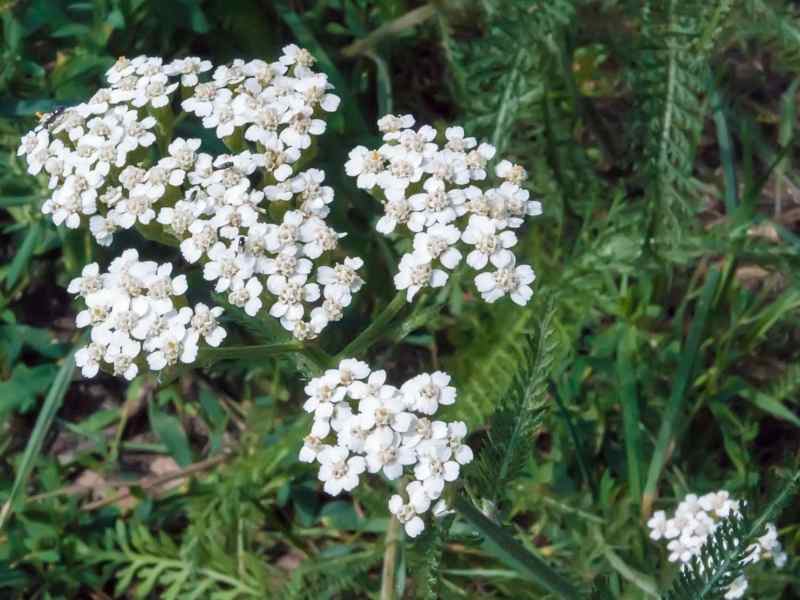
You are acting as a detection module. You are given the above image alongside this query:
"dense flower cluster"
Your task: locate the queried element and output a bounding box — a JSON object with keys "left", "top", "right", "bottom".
{"left": 70, "top": 250, "right": 226, "bottom": 380}
{"left": 299, "top": 359, "right": 472, "bottom": 537}
{"left": 647, "top": 490, "right": 787, "bottom": 599}
{"left": 17, "top": 47, "right": 363, "bottom": 343}
{"left": 345, "top": 115, "right": 540, "bottom": 304}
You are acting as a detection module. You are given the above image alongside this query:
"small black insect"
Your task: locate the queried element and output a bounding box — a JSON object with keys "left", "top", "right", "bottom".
{"left": 35, "top": 106, "right": 68, "bottom": 132}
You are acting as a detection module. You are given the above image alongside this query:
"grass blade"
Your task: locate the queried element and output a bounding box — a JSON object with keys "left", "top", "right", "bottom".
{"left": 4, "top": 222, "right": 41, "bottom": 290}
{"left": 0, "top": 345, "right": 76, "bottom": 529}
{"left": 642, "top": 267, "right": 721, "bottom": 516}
{"left": 617, "top": 327, "right": 642, "bottom": 501}
{"left": 710, "top": 82, "right": 738, "bottom": 213}
{"left": 454, "top": 496, "right": 580, "bottom": 599}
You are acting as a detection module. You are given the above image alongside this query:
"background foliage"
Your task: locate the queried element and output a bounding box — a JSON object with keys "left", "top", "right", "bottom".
{"left": 1, "top": 0, "right": 800, "bottom": 598}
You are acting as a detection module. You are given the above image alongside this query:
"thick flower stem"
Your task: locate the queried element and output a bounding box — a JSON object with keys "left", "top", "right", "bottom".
{"left": 337, "top": 290, "right": 407, "bottom": 360}
{"left": 380, "top": 515, "right": 402, "bottom": 600}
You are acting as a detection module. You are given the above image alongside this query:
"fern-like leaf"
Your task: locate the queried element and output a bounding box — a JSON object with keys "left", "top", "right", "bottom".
{"left": 281, "top": 549, "right": 380, "bottom": 600}
{"left": 661, "top": 469, "right": 800, "bottom": 599}
{"left": 635, "top": 0, "right": 734, "bottom": 239}
{"left": 442, "top": 0, "right": 575, "bottom": 155}
{"left": 90, "top": 521, "right": 263, "bottom": 599}
{"left": 469, "top": 299, "right": 557, "bottom": 503}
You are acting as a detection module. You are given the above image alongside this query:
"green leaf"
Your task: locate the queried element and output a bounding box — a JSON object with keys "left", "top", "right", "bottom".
{"left": 0, "top": 362, "right": 59, "bottom": 415}
{"left": 5, "top": 222, "right": 41, "bottom": 290}
{"left": 617, "top": 327, "right": 642, "bottom": 501}
{"left": 454, "top": 496, "right": 580, "bottom": 598}
{"left": 0, "top": 345, "right": 76, "bottom": 530}
{"left": 643, "top": 267, "right": 721, "bottom": 514}
{"left": 748, "top": 393, "right": 800, "bottom": 428}
{"left": 148, "top": 403, "right": 193, "bottom": 467}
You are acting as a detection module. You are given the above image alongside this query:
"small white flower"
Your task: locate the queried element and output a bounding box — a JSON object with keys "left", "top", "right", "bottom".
{"left": 414, "top": 444, "right": 459, "bottom": 498}
{"left": 388, "top": 481, "right": 431, "bottom": 538}
{"left": 412, "top": 224, "right": 462, "bottom": 269}
{"left": 461, "top": 215, "right": 516, "bottom": 270}
{"left": 318, "top": 446, "right": 365, "bottom": 496}
{"left": 474, "top": 259, "right": 535, "bottom": 305}
{"left": 495, "top": 159, "right": 528, "bottom": 184}
{"left": 227, "top": 276, "right": 263, "bottom": 316}
{"left": 394, "top": 252, "right": 447, "bottom": 301}
{"left": 345, "top": 146, "right": 384, "bottom": 189}
{"left": 402, "top": 372, "right": 457, "bottom": 415}
{"left": 647, "top": 510, "right": 669, "bottom": 541}
{"left": 267, "top": 274, "right": 319, "bottom": 323}
{"left": 299, "top": 434, "right": 329, "bottom": 463}
{"left": 203, "top": 242, "right": 255, "bottom": 293}
{"left": 316, "top": 257, "right": 364, "bottom": 297}
{"left": 189, "top": 303, "right": 227, "bottom": 347}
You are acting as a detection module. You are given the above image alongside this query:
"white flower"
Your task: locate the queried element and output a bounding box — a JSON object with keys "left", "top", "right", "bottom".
{"left": 132, "top": 73, "right": 178, "bottom": 109}
{"left": 364, "top": 429, "right": 416, "bottom": 480}
{"left": 345, "top": 146, "right": 384, "bottom": 189}
{"left": 303, "top": 373, "right": 347, "bottom": 422}
{"left": 167, "top": 56, "right": 212, "bottom": 87}
{"left": 280, "top": 106, "right": 325, "bottom": 149}
{"left": 414, "top": 444, "right": 459, "bottom": 498}
{"left": 698, "top": 490, "right": 737, "bottom": 518}
{"left": 412, "top": 224, "right": 462, "bottom": 269}
{"left": 495, "top": 159, "right": 528, "bottom": 184}
{"left": 377, "top": 192, "right": 412, "bottom": 235}
{"left": 180, "top": 221, "right": 218, "bottom": 263}
{"left": 316, "top": 257, "right": 364, "bottom": 297}
{"left": 318, "top": 446, "right": 365, "bottom": 496}
{"left": 444, "top": 126, "right": 476, "bottom": 152}
{"left": 445, "top": 421, "right": 473, "bottom": 464}
{"left": 299, "top": 434, "right": 329, "bottom": 463}
{"left": 189, "top": 303, "right": 227, "bottom": 347}
{"left": 394, "top": 252, "right": 447, "bottom": 301}
{"left": 408, "top": 177, "right": 465, "bottom": 227}
{"left": 402, "top": 372, "right": 457, "bottom": 415}
{"left": 361, "top": 389, "right": 413, "bottom": 437}
{"left": 461, "top": 215, "right": 516, "bottom": 270}
{"left": 377, "top": 113, "right": 415, "bottom": 138}
{"left": 334, "top": 358, "right": 371, "bottom": 389}
{"left": 227, "top": 276, "right": 263, "bottom": 316}
{"left": 377, "top": 146, "right": 424, "bottom": 191}
{"left": 349, "top": 370, "right": 387, "bottom": 403}
{"left": 181, "top": 82, "right": 218, "bottom": 117}
{"left": 474, "top": 259, "right": 535, "bottom": 305}
{"left": 647, "top": 510, "right": 669, "bottom": 541}
{"left": 68, "top": 263, "right": 103, "bottom": 298}
{"left": 203, "top": 242, "right": 255, "bottom": 293}
{"left": 267, "top": 274, "right": 319, "bottom": 323}
{"left": 75, "top": 337, "right": 107, "bottom": 378}
{"left": 389, "top": 481, "right": 431, "bottom": 538}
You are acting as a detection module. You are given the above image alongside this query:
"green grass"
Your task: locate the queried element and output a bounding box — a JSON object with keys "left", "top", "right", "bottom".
{"left": 1, "top": 0, "right": 799, "bottom": 598}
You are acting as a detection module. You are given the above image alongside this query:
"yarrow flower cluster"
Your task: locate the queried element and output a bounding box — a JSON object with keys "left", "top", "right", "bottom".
{"left": 345, "top": 115, "right": 541, "bottom": 304}
{"left": 647, "top": 490, "right": 787, "bottom": 599}
{"left": 17, "top": 47, "right": 363, "bottom": 343}
{"left": 70, "top": 250, "right": 226, "bottom": 380}
{"left": 299, "top": 359, "right": 473, "bottom": 537}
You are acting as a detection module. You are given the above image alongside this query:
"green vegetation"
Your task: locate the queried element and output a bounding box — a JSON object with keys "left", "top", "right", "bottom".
{"left": 1, "top": 0, "right": 799, "bottom": 598}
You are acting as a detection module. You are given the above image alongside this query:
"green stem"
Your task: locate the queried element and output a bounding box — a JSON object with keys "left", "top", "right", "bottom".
{"left": 454, "top": 496, "right": 581, "bottom": 599}
{"left": 380, "top": 515, "right": 402, "bottom": 600}
{"left": 197, "top": 342, "right": 304, "bottom": 366}
{"left": 338, "top": 290, "right": 408, "bottom": 360}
